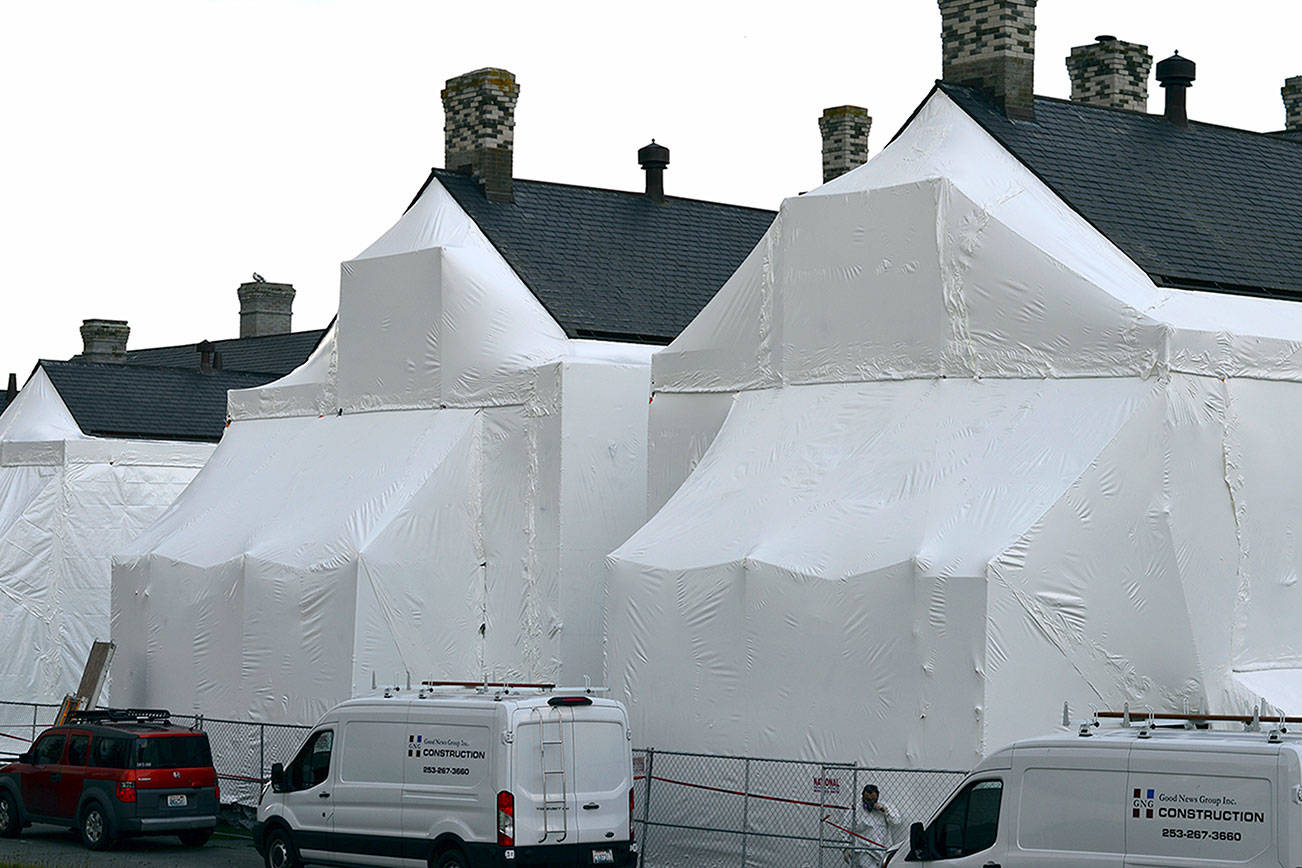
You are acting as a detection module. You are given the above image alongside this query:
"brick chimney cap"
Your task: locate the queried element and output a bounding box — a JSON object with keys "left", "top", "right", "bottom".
{"left": 1095, "top": 34, "right": 1117, "bottom": 42}
{"left": 195, "top": 339, "right": 216, "bottom": 353}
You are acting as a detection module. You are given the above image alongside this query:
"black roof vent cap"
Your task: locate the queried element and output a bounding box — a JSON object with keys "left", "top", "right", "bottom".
{"left": 638, "top": 139, "right": 670, "bottom": 204}
{"left": 1156, "top": 51, "right": 1196, "bottom": 127}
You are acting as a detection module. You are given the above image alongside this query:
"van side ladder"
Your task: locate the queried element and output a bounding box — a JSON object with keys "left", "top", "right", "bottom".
{"left": 531, "top": 705, "right": 570, "bottom": 842}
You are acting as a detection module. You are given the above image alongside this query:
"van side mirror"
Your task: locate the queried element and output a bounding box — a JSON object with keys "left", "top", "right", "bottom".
{"left": 270, "top": 762, "right": 286, "bottom": 793}
{"left": 17, "top": 752, "right": 32, "bottom": 765}
{"left": 908, "top": 822, "right": 928, "bottom": 861}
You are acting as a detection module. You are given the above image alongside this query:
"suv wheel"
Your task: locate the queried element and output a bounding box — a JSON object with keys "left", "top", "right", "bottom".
{"left": 80, "top": 802, "right": 114, "bottom": 850}
{"left": 179, "top": 827, "right": 213, "bottom": 847}
{"left": 0, "top": 790, "right": 20, "bottom": 838}
{"left": 264, "top": 826, "right": 300, "bottom": 868}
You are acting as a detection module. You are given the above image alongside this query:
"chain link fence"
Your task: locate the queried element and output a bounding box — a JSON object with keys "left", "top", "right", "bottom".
{"left": 3, "top": 700, "right": 967, "bottom": 866}
{"left": 632, "top": 748, "right": 966, "bottom": 868}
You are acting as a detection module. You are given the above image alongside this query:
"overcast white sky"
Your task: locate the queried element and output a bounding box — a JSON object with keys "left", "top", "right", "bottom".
{"left": 2, "top": 1, "right": 1299, "bottom": 381}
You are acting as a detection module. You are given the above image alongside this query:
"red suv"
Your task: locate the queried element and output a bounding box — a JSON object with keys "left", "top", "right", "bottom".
{"left": 0, "top": 708, "right": 218, "bottom": 850}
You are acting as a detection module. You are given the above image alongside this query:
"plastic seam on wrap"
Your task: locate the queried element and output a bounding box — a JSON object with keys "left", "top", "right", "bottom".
{"left": 940, "top": 179, "right": 981, "bottom": 379}
{"left": 473, "top": 413, "right": 487, "bottom": 680}
{"left": 1220, "top": 378, "right": 1251, "bottom": 667}
{"left": 522, "top": 392, "right": 543, "bottom": 679}
{"left": 757, "top": 211, "right": 781, "bottom": 387}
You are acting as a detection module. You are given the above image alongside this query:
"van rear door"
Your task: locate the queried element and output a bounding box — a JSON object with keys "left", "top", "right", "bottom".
{"left": 512, "top": 708, "right": 580, "bottom": 845}
{"left": 569, "top": 709, "right": 632, "bottom": 846}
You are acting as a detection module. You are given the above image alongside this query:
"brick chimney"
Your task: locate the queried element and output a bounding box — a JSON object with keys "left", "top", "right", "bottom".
{"left": 939, "top": 0, "right": 1037, "bottom": 121}
{"left": 80, "top": 319, "right": 130, "bottom": 363}
{"left": 238, "top": 278, "right": 295, "bottom": 338}
{"left": 1066, "top": 35, "right": 1153, "bottom": 112}
{"left": 441, "top": 67, "right": 520, "bottom": 203}
{"left": 819, "top": 106, "right": 872, "bottom": 183}
{"left": 5, "top": 373, "right": 16, "bottom": 405}
{"left": 1283, "top": 76, "right": 1302, "bottom": 131}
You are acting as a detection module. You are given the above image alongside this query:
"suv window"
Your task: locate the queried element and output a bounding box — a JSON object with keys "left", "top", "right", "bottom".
{"left": 928, "top": 779, "right": 1002, "bottom": 859}
{"left": 32, "top": 733, "right": 66, "bottom": 765}
{"left": 65, "top": 734, "right": 90, "bottom": 767}
{"left": 287, "top": 730, "right": 333, "bottom": 790}
{"left": 90, "top": 735, "right": 132, "bottom": 769}
{"left": 135, "top": 734, "right": 213, "bottom": 769}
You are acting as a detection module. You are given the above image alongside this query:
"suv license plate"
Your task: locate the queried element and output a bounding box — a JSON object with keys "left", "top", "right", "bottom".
{"left": 592, "top": 850, "right": 614, "bottom": 864}
{"left": 167, "top": 794, "right": 188, "bottom": 807}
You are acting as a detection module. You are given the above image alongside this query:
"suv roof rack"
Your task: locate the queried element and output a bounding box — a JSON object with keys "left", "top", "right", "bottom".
{"left": 67, "top": 707, "right": 172, "bottom": 724}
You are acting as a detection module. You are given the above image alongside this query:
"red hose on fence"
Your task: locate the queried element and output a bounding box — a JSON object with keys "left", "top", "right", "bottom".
{"left": 634, "top": 771, "right": 886, "bottom": 848}
{"left": 637, "top": 772, "right": 849, "bottom": 810}
{"left": 821, "top": 814, "right": 886, "bottom": 848}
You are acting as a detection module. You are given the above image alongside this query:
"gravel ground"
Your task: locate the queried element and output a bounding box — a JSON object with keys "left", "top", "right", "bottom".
{"left": 0, "top": 825, "right": 261, "bottom": 867}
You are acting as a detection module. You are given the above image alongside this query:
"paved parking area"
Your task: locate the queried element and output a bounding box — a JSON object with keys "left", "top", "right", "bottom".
{"left": 0, "top": 826, "right": 261, "bottom": 867}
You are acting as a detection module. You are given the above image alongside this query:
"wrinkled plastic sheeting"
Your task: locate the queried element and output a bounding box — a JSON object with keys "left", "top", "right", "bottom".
{"left": 609, "top": 377, "right": 1153, "bottom": 767}
{"left": 117, "top": 171, "right": 652, "bottom": 723}
{"left": 0, "top": 369, "right": 211, "bottom": 701}
{"left": 116, "top": 362, "right": 649, "bottom": 723}
{"left": 655, "top": 91, "right": 1302, "bottom": 395}
{"left": 336, "top": 246, "right": 567, "bottom": 412}
{"left": 227, "top": 324, "right": 337, "bottom": 421}
{"left": 611, "top": 374, "right": 1302, "bottom": 766}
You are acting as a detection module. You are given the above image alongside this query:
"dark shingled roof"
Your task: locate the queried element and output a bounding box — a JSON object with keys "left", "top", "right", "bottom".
{"left": 71, "top": 329, "right": 328, "bottom": 375}
{"left": 428, "top": 169, "right": 776, "bottom": 343}
{"left": 40, "top": 360, "right": 271, "bottom": 442}
{"left": 938, "top": 83, "right": 1302, "bottom": 300}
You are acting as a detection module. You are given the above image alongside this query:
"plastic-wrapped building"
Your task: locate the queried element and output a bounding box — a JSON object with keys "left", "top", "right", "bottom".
{"left": 607, "top": 83, "right": 1302, "bottom": 770}
{"left": 0, "top": 325, "right": 322, "bottom": 702}
{"left": 111, "top": 162, "right": 774, "bottom": 723}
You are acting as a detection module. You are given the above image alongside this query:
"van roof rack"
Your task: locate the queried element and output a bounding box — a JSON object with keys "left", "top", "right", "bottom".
{"left": 1070, "top": 702, "right": 1298, "bottom": 734}
{"left": 67, "top": 707, "right": 171, "bottom": 724}
{"left": 421, "top": 680, "right": 559, "bottom": 690}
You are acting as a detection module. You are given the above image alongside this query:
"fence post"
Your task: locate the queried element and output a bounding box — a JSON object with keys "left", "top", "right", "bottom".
{"left": 260, "top": 724, "right": 266, "bottom": 786}
{"left": 31, "top": 704, "right": 38, "bottom": 743}
{"left": 740, "top": 757, "right": 750, "bottom": 867}
{"left": 639, "top": 748, "right": 654, "bottom": 868}
{"left": 817, "top": 762, "right": 827, "bottom": 868}
{"left": 852, "top": 766, "right": 860, "bottom": 867}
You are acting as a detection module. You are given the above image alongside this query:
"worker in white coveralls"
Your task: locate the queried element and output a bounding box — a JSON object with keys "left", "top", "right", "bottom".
{"left": 845, "top": 784, "right": 901, "bottom": 867}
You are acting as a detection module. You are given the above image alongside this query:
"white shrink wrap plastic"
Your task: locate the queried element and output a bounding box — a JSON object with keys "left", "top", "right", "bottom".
{"left": 0, "top": 368, "right": 211, "bottom": 702}
{"left": 112, "top": 176, "right": 653, "bottom": 723}
{"left": 607, "top": 89, "right": 1302, "bottom": 770}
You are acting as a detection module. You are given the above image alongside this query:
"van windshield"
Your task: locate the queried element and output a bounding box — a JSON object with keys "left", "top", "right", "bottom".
{"left": 135, "top": 735, "right": 212, "bottom": 769}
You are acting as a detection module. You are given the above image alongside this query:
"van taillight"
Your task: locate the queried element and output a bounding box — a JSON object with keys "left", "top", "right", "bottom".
{"left": 629, "top": 787, "right": 635, "bottom": 841}
{"left": 497, "top": 790, "right": 515, "bottom": 847}
{"left": 215, "top": 779, "right": 220, "bottom": 802}
{"left": 116, "top": 781, "right": 136, "bottom": 803}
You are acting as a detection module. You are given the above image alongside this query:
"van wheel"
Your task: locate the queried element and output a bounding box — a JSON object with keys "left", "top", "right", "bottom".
{"left": 79, "top": 803, "right": 114, "bottom": 851}
{"left": 433, "top": 849, "right": 469, "bottom": 868}
{"left": 0, "top": 791, "right": 20, "bottom": 838}
{"left": 264, "top": 827, "right": 301, "bottom": 868}
{"left": 179, "top": 827, "right": 213, "bottom": 847}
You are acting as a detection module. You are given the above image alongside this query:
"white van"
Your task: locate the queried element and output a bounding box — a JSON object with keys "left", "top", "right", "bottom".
{"left": 253, "top": 685, "right": 637, "bottom": 868}
{"left": 886, "top": 718, "right": 1302, "bottom": 867}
